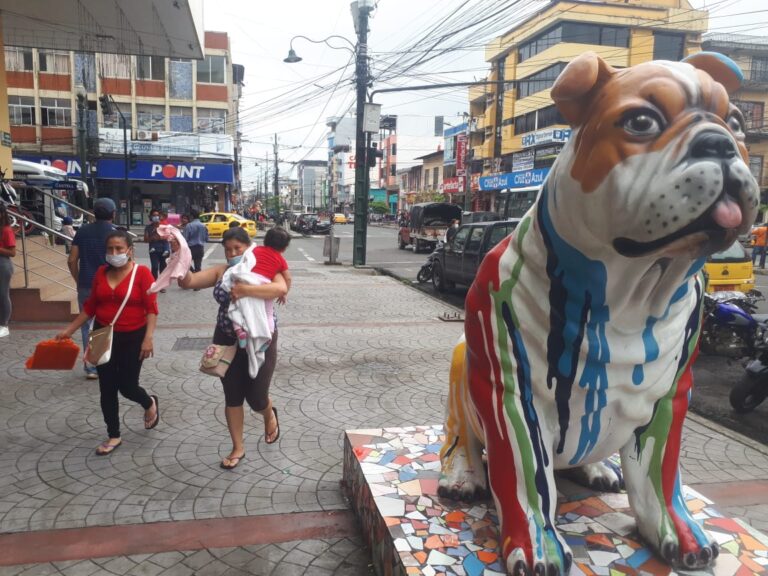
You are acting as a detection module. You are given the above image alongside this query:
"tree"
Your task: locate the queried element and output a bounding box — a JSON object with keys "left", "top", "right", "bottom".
{"left": 370, "top": 201, "right": 389, "bottom": 214}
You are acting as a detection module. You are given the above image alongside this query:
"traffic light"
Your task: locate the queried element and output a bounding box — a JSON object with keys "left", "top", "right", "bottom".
{"left": 98, "top": 94, "right": 113, "bottom": 116}
{"left": 128, "top": 152, "right": 138, "bottom": 170}
{"left": 367, "top": 142, "right": 384, "bottom": 168}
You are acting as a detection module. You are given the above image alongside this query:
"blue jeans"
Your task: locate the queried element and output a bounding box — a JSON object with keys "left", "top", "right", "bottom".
{"left": 753, "top": 245, "right": 766, "bottom": 269}
{"left": 77, "top": 287, "right": 96, "bottom": 373}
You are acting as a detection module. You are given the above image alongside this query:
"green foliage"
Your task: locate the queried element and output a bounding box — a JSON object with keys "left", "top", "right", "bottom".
{"left": 370, "top": 201, "right": 389, "bottom": 214}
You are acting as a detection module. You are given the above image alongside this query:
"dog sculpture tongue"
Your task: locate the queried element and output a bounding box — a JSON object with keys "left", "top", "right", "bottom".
{"left": 712, "top": 196, "right": 742, "bottom": 229}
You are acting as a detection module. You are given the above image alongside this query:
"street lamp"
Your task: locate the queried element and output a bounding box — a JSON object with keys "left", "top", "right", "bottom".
{"left": 284, "top": 30, "right": 360, "bottom": 265}
{"left": 99, "top": 93, "right": 130, "bottom": 225}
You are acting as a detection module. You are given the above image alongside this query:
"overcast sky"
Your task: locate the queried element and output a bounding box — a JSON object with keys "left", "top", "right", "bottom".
{"left": 203, "top": 0, "right": 767, "bottom": 189}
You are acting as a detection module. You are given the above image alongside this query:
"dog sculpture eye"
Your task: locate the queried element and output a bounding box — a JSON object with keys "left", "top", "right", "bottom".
{"left": 623, "top": 110, "right": 663, "bottom": 137}
{"left": 727, "top": 113, "right": 745, "bottom": 137}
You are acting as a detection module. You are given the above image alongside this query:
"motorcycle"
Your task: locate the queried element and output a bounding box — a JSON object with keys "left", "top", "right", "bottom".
{"left": 417, "top": 241, "right": 443, "bottom": 283}
{"left": 700, "top": 289, "right": 768, "bottom": 413}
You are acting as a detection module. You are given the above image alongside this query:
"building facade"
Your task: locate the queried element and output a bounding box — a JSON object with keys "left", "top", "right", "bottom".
{"left": 702, "top": 33, "right": 768, "bottom": 205}
{"left": 296, "top": 160, "right": 328, "bottom": 212}
{"left": 471, "top": 0, "right": 708, "bottom": 214}
{"left": 5, "top": 31, "right": 243, "bottom": 226}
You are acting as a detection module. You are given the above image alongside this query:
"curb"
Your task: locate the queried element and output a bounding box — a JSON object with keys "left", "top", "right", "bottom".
{"left": 687, "top": 411, "right": 768, "bottom": 457}
{"left": 373, "top": 266, "right": 464, "bottom": 313}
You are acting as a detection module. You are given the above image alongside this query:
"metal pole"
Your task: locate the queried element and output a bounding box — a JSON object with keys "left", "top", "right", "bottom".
{"left": 352, "top": 2, "right": 371, "bottom": 266}
{"left": 273, "top": 134, "right": 280, "bottom": 219}
{"left": 20, "top": 220, "right": 28, "bottom": 288}
{"left": 76, "top": 93, "right": 87, "bottom": 196}
{"left": 463, "top": 118, "right": 472, "bottom": 212}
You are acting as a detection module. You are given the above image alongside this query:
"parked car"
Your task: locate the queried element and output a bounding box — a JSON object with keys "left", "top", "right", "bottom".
{"left": 333, "top": 213, "right": 347, "bottom": 224}
{"left": 199, "top": 212, "right": 257, "bottom": 239}
{"left": 432, "top": 220, "right": 521, "bottom": 292}
{"left": 293, "top": 213, "right": 318, "bottom": 232}
{"left": 297, "top": 214, "right": 331, "bottom": 234}
{"left": 703, "top": 240, "right": 754, "bottom": 294}
{"left": 398, "top": 202, "right": 463, "bottom": 253}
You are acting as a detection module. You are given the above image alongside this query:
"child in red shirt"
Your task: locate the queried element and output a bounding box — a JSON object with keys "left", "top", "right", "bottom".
{"left": 252, "top": 227, "right": 292, "bottom": 300}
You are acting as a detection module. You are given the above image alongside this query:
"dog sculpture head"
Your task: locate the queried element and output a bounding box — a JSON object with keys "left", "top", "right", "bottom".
{"left": 548, "top": 52, "right": 758, "bottom": 261}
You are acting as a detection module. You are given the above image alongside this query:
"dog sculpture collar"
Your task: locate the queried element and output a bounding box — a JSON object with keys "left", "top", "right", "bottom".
{"left": 439, "top": 51, "right": 758, "bottom": 576}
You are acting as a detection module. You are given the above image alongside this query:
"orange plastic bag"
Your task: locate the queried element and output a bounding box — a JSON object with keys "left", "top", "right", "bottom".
{"left": 25, "top": 338, "right": 81, "bottom": 370}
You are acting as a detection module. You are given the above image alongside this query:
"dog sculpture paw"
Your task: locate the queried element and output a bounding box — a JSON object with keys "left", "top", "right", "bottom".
{"left": 437, "top": 446, "right": 488, "bottom": 501}
{"left": 639, "top": 518, "right": 719, "bottom": 570}
{"left": 506, "top": 543, "right": 573, "bottom": 576}
{"left": 561, "top": 460, "right": 624, "bottom": 493}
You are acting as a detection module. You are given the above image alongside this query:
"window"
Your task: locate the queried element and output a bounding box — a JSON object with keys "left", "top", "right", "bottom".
{"left": 518, "top": 23, "right": 628, "bottom": 63}
{"left": 653, "top": 32, "right": 685, "bottom": 61}
{"left": 169, "top": 106, "right": 193, "bottom": 132}
{"left": 213, "top": 214, "right": 228, "bottom": 223}
{"left": 40, "top": 98, "right": 71, "bottom": 127}
{"left": 465, "top": 227, "right": 485, "bottom": 253}
{"left": 488, "top": 224, "right": 515, "bottom": 248}
{"left": 196, "top": 55, "right": 226, "bottom": 84}
{"left": 198, "top": 213, "right": 212, "bottom": 223}
{"left": 103, "top": 109, "right": 132, "bottom": 130}
{"left": 452, "top": 227, "right": 470, "bottom": 251}
{"left": 734, "top": 101, "right": 764, "bottom": 130}
{"left": 749, "top": 155, "right": 763, "bottom": 183}
{"left": 137, "top": 55, "right": 165, "bottom": 81}
{"left": 137, "top": 105, "right": 165, "bottom": 130}
{"left": 391, "top": 164, "right": 397, "bottom": 177}
{"left": 197, "top": 108, "right": 226, "bottom": 133}
{"left": 514, "top": 105, "right": 565, "bottom": 135}
{"left": 8, "top": 96, "right": 35, "bottom": 126}
{"left": 100, "top": 53, "right": 131, "bottom": 78}
{"left": 39, "top": 50, "right": 70, "bottom": 74}
{"left": 391, "top": 143, "right": 396, "bottom": 156}
{"left": 432, "top": 166, "right": 439, "bottom": 188}
{"left": 517, "top": 63, "right": 567, "bottom": 99}
{"left": 5, "top": 47, "right": 33, "bottom": 71}
{"left": 751, "top": 57, "right": 768, "bottom": 83}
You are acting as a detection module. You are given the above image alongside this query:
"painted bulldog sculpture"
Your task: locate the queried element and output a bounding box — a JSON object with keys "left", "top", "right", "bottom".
{"left": 438, "top": 51, "right": 759, "bottom": 575}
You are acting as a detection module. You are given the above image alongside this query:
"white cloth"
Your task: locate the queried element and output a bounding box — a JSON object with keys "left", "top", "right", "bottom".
{"left": 220, "top": 246, "right": 273, "bottom": 378}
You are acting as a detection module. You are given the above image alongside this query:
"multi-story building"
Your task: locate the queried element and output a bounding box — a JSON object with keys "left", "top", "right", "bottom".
{"left": 5, "top": 31, "right": 243, "bottom": 226}
{"left": 296, "top": 160, "right": 327, "bottom": 212}
{"left": 702, "top": 33, "right": 768, "bottom": 204}
{"left": 471, "top": 0, "right": 708, "bottom": 215}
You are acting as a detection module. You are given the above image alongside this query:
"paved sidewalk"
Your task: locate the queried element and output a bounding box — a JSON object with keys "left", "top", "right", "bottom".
{"left": 1, "top": 263, "right": 768, "bottom": 574}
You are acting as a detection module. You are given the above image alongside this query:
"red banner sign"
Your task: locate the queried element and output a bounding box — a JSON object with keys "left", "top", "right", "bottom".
{"left": 456, "top": 134, "right": 467, "bottom": 175}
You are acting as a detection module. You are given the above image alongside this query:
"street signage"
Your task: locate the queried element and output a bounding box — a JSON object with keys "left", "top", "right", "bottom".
{"left": 512, "top": 149, "right": 534, "bottom": 172}
{"left": 98, "top": 159, "right": 234, "bottom": 183}
{"left": 363, "top": 103, "right": 382, "bottom": 133}
{"left": 521, "top": 128, "right": 571, "bottom": 148}
{"left": 478, "top": 168, "right": 549, "bottom": 191}
{"left": 52, "top": 181, "right": 79, "bottom": 190}
{"left": 456, "top": 133, "right": 467, "bottom": 173}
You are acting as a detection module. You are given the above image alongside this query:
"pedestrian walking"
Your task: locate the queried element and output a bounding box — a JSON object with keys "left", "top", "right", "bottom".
{"left": 176, "top": 227, "right": 288, "bottom": 469}
{"left": 144, "top": 209, "right": 170, "bottom": 289}
{"left": 0, "top": 204, "right": 16, "bottom": 338}
{"left": 56, "top": 230, "right": 159, "bottom": 455}
{"left": 183, "top": 209, "right": 208, "bottom": 273}
{"left": 68, "top": 197, "right": 117, "bottom": 378}
{"left": 60, "top": 216, "right": 76, "bottom": 254}
{"left": 752, "top": 223, "right": 767, "bottom": 269}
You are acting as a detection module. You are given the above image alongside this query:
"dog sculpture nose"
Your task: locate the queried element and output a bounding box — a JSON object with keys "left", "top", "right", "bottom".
{"left": 690, "top": 131, "right": 737, "bottom": 160}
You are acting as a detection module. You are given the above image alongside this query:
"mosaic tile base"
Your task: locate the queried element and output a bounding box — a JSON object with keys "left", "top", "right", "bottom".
{"left": 342, "top": 426, "right": 768, "bottom": 576}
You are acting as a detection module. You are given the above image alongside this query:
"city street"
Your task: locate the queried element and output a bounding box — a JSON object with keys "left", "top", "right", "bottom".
{"left": 277, "top": 225, "right": 768, "bottom": 447}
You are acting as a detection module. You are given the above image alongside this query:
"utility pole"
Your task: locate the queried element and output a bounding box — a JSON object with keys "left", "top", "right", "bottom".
{"left": 352, "top": 0, "right": 373, "bottom": 266}
{"left": 75, "top": 86, "right": 88, "bottom": 203}
{"left": 264, "top": 151, "right": 269, "bottom": 204}
{"left": 462, "top": 115, "right": 472, "bottom": 212}
{"left": 273, "top": 134, "right": 280, "bottom": 220}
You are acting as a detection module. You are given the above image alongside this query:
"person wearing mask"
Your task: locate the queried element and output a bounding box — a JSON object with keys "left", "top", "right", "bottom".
{"left": 56, "top": 230, "right": 159, "bottom": 455}
{"left": 144, "top": 209, "right": 170, "bottom": 290}
{"left": 175, "top": 227, "right": 288, "bottom": 469}
{"left": 445, "top": 219, "right": 460, "bottom": 244}
{"left": 68, "top": 197, "right": 117, "bottom": 378}
{"left": 752, "top": 223, "right": 768, "bottom": 269}
{"left": 0, "top": 204, "right": 16, "bottom": 338}
{"left": 183, "top": 210, "right": 208, "bottom": 274}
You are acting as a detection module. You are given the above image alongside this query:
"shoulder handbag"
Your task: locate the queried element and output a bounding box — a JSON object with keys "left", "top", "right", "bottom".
{"left": 200, "top": 343, "right": 236, "bottom": 377}
{"left": 85, "top": 264, "right": 138, "bottom": 367}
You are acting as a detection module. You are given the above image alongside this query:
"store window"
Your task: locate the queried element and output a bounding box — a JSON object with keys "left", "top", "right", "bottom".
{"left": 653, "top": 32, "right": 685, "bottom": 61}
{"left": 518, "top": 23, "right": 628, "bottom": 63}
{"left": 103, "top": 109, "right": 132, "bottom": 130}
{"left": 100, "top": 53, "right": 131, "bottom": 78}
{"left": 5, "top": 47, "right": 33, "bottom": 72}
{"left": 517, "top": 62, "right": 567, "bottom": 99}
{"left": 170, "top": 106, "right": 193, "bottom": 132}
{"left": 8, "top": 96, "right": 35, "bottom": 125}
{"left": 197, "top": 108, "right": 226, "bottom": 133}
{"left": 39, "top": 50, "right": 70, "bottom": 74}
{"left": 734, "top": 101, "right": 764, "bottom": 130}
{"left": 137, "top": 55, "right": 165, "bottom": 81}
{"left": 137, "top": 105, "right": 165, "bottom": 131}
{"left": 751, "top": 57, "right": 768, "bottom": 83}
{"left": 196, "top": 55, "right": 226, "bottom": 84}
{"left": 513, "top": 105, "right": 565, "bottom": 135}
{"left": 40, "top": 98, "right": 72, "bottom": 127}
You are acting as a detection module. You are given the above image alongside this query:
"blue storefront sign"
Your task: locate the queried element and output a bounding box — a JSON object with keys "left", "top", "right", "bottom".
{"left": 478, "top": 167, "right": 550, "bottom": 191}
{"left": 97, "top": 159, "right": 234, "bottom": 184}
{"left": 16, "top": 155, "right": 84, "bottom": 177}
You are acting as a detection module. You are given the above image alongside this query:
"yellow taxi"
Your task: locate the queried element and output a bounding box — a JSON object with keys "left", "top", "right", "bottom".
{"left": 199, "top": 212, "right": 257, "bottom": 239}
{"left": 704, "top": 241, "right": 754, "bottom": 293}
{"left": 333, "top": 213, "right": 347, "bottom": 224}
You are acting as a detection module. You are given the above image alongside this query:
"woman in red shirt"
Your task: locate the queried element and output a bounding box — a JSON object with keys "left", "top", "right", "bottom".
{"left": 56, "top": 230, "right": 160, "bottom": 455}
{"left": 0, "top": 204, "right": 16, "bottom": 338}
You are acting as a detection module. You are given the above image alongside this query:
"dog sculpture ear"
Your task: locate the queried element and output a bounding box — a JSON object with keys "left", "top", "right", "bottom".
{"left": 682, "top": 51, "right": 744, "bottom": 94}
{"left": 551, "top": 51, "right": 616, "bottom": 127}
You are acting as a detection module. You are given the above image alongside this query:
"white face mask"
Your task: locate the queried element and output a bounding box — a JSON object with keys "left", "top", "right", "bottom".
{"left": 106, "top": 253, "right": 129, "bottom": 267}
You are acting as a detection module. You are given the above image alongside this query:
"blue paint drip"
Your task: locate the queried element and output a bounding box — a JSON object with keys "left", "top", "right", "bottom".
{"left": 671, "top": 470, "right": 712, "bottom": 548}
{"left": 538, "top": 186, "right": 611, "bottom": 465}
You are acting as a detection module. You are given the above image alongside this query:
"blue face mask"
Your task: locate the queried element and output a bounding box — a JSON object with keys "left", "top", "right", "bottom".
{"left": 227, "top": 255, "right": 243, "bottom": 267}
{"left": 151, "top": 216, "right": 160, "bottom": 223}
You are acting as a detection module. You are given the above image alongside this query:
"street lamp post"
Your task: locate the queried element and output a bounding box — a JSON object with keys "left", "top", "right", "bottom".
{"left": 99, "top": 94, "right": 130, "bottom": 224}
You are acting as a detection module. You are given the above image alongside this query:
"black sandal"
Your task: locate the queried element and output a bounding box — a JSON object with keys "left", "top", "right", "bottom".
{"left": 265, "top": 407, "right": 280, "bottom": 444}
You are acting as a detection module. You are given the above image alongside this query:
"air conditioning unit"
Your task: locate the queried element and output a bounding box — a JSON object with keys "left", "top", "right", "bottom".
{"left": 136, "top": 130, "right": 158, "bottom": 141}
